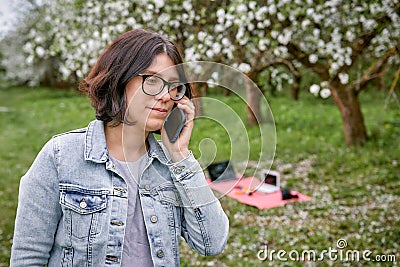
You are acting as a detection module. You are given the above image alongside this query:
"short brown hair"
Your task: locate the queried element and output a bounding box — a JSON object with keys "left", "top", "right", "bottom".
{"left": 80, "top": 29, "right": 191, "bottom": 126}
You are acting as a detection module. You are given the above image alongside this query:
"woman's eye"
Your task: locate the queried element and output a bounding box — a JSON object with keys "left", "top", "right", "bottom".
{"left": 146, "top": 77, "right": 158, "bottom": 84}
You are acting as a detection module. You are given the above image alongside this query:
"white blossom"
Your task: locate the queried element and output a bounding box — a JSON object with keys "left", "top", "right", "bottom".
{"left": 321, "top": 81, "right": 329, "bottom": 88}
{"left": 239, "top": 38, "right": 248, "bottom": 46}
{"left": 255, "top": 6, "right": 267, "bottom": 20}
{"left": 35, "top": 46, "right": 46, "bottom": 57}
{"left": 309, "top": 84, "right": 320, "bottom": 96}
{"left": 268, "top": 4, "right": 277, "bottom": 15}
{"left": 331, "top": 62, "right": 340, "bottom": 73}
{"left": 247, "top": 23, "right": 255, "bottom": 31}
{"left": 345, "top": 56, "right": 352, "bottom": 66}
{"left": 363, "top": 19, "right": 376, "bottom": 30}
{"left": 320, "top": 88, "right": 331, "bottom": 98}
{"left": 338, "top": 73, "right": 349, "bottom": 84}
{"left": 212, "top": 42, "right": 221, "bottom": 54}
{"left": 301, "top": 19, "right": 310, "bottom": 29}
{"left": 198, "top": 31, "right": 207, "bottom": 40}
{"left": 221, "top": 38, "right": 230, "bottom": 46}
{"left": 158, "top": 13, "right": 169, "bottom": 24}
{"left": 26, "top": 55, "right": 34, "bottom": 65}
{"left": 101, "top": 32, "right": 110, "bottom": 41}
{"left": 277, "top": 30, "right": 291, "bottom": 45}
{"left": 34, "top": 36, "right": 42, "bottom": 43}
{"left": 236, "top": 28, "right": 245, "bottom": 40}
{"left": 206, "top": 50, "right": 214, "bottom": 58}
{"left": 277, "top": 12, "right": 285, "bottom": 21}
{"left": 215, "top": 24, "right": 224, "bottom": 32}
{"left": 270, "top": 30, "right": 278, "bottom": 39}
{"left": 153, "top": 0, "right": 165, "bottom": 9}
{"left": 216, "top": 9, "right": 225, "bottom": 18}
{"left": 345, "top": 30, "right": 355, "bottom": 41}
{"left": 238, "top": 63, "right": 251, "bottom": 73}
{"left": 309, "top": 54, "right": 318, "bottom": 64}
{"left": 211, "top": 71, "right": 219, "bottom": 80}
{"left": 224, "top": 19, "right": 232, "bottom": 28}
{"left": 258, "top": 39, "right": 268, "bottom": 51}
{"left": 182, "top": 1, "right": 192, "bottom": 11}
{"left": 23, "top": 42, "right": 33, "bottom": 53}
{"left": 116, "top": 24, "right": 125, "bottom": 32}
{"left": 236, "top": 4, "right": 247, "bottom": 13}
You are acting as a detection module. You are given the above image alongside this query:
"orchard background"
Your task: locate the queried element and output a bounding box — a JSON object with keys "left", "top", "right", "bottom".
{"left": 1, "top": 0, "right": 399, "bottom": 145}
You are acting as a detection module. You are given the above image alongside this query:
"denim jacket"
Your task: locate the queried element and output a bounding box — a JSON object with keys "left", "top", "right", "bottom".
{"left": 10, "top": 120, "right": 229, "bottom": 267}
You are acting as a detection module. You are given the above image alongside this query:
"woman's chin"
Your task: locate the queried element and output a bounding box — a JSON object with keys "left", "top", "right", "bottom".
{"left": 146, "top": 121, "right": 163, "bottom": 133}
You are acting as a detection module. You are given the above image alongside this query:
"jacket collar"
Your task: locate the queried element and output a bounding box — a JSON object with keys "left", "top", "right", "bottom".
{"left": 84, "top": 120, "right": 170, "bottom": 164}
{"left": 146, "top": 132, "right": 170, "bottom": 164}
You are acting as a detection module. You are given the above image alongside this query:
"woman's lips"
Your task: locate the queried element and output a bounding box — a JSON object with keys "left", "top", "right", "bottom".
{"left": 149, "top": 107, "right": 168, "bottom": 115}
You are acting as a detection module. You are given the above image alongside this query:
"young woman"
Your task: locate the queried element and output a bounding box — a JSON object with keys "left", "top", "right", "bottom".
{"left": 10, "top": 29, "right": 229, "bottom": 266}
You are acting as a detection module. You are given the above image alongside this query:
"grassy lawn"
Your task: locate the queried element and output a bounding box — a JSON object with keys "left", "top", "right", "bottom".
{"left": 0, "top": 86, "right": 399, "bottom": 266}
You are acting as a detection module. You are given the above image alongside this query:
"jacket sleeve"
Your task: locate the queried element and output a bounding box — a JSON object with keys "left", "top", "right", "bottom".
{"left": 168, "top": 152, "right": 229, "bottom": 256}
{"left": 10, "top": 139, "right": 62, "bottom": 266}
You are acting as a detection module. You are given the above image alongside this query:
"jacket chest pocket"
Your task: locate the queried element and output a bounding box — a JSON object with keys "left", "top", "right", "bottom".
{"left": 60, "top": 184, "right": 109, "bottom": 239}
{"left": 157, "top": 184, "right": 182, "bottom": 207}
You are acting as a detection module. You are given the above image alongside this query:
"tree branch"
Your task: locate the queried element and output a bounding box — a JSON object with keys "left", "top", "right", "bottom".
{"left": 338, "top": 3, "right": 400, "bottom": 75}
{"left": 262, "top": 58, "right": 301, "bottom": 77}
{"left": 286, "top": 42, "right": 330, "bottom": 80}
{"left": 353, "top": 47, "right": 397, "bottom": 93}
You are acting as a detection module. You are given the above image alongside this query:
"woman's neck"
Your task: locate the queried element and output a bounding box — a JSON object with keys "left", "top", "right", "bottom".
{"left": 105, "top": 123, "right": 149, "bottom": 162}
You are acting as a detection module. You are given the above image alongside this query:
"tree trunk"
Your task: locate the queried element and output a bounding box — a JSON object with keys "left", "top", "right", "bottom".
{"left": 203, "top": 82, "right": 209, "bottom": 96}
{"left": 245, "top": 75, "right": 262, "bottom": 126}
{"left": 375, "top": 76, "right": 385, "bottom": 91}
{"left": 330, "top": 83, "right": 368, "bottom": 146}
{"left": 291, "top": 74, "right": 301, "bottom": 100}
{"left": 191, "top": 83, "right": 203, "bottom": 117}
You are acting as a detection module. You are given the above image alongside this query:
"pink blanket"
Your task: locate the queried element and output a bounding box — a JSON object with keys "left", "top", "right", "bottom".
{"left": 207, "top": 176, "right": 311, "bottom": 210}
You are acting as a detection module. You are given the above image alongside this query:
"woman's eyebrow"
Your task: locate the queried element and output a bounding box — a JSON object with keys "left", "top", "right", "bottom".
{"left": 142, "top": 70, "right": 157, "bottom": 75}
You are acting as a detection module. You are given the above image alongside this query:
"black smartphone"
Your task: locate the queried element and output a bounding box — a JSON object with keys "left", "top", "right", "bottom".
{"left": 164, "top": 106, "right": 186, "bottom": 143}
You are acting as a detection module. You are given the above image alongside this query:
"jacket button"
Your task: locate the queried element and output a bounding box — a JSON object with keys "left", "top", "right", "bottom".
{"left": 156, "top": 249, "right": 164, "bottom": 258}
{"left": 106, "top": 255, "right": 119, "bottom": 262}
{"left": 150, "top": 215, "right": 158, "bottom": 223}
{"left": 144, "top": 184, "right": 151, "bottom": 191}
{"left": 79, "top": 198, "right": 87, "bottom": 209}
{"left": 111, "top": 221, "right": 123, "bottom": 226}
{"left": 174, "top": 165, "right": 185, "bottom": 174}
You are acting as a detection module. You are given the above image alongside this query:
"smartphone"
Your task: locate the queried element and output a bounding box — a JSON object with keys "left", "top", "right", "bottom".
{"left": 164, "top": 106, "right": 186, "bottom": 143}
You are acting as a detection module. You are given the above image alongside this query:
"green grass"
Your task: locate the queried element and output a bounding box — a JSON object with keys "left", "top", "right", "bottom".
{"left": 0, "top": 86, "right": 399, "bottom": 266}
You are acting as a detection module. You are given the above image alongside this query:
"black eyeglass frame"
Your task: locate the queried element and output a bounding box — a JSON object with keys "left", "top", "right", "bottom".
{"left": 137, "top": 74, "right": 188, "bottom": 101}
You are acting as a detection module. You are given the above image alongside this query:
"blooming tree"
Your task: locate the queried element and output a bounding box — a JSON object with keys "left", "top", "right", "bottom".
{"left": 185, "top": 0, "right": 400, "bottom": 145}
{"left": 3, "top": 0, "right": 400, "bottom": 146}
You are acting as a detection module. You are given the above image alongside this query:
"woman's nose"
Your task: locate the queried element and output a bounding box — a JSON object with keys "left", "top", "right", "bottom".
{"left": 155, "top": 85, "right": 171, "bottom": 101}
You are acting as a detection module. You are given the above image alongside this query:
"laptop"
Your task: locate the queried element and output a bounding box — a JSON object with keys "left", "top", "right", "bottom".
{"left": 207, "top": 161, "right": 237, "bottom": 183}
{"left": 256, "top": 170, "right": 280, "bottom": 193}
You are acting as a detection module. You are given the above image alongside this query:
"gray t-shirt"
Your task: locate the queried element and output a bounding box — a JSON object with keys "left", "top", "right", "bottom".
{"left": 110, "top": 153, "right": 153, "bottom": 267}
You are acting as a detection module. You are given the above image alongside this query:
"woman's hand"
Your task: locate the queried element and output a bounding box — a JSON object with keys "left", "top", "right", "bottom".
{"left": 161, "top": 97, "right": 195, "bottom": 162}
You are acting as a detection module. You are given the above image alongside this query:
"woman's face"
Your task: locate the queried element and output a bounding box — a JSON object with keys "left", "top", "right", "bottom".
{"left": 124, "top": 53, "right": 178, "bottom": 132}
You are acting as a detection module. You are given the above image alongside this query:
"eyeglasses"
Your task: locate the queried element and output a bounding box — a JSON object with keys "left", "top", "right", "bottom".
{"left": 137, "top": 74, "right": 187, "bottom": 101}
